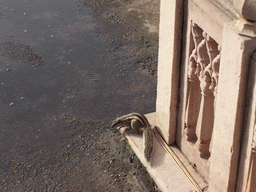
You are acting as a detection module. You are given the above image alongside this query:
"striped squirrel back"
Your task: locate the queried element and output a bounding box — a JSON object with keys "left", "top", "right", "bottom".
{"left": 111, "top": 112, "right": 154, "bottom": 161}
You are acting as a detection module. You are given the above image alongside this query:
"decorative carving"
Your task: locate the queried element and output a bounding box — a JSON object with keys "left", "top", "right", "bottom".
{"left": 185, "top": 21, "right": 221, "bottom": 158}
{"left": 210, "top": 45, "right": 221, "bottom": 95}
{"left": 195, "top": 33, "right": 220, "bottom": 158}
{"left": 185, "top": 82, "right": 200, "bottom": 141}
{"left": 195, "top": 32, "right": 209, "bottom": 77}
{"left": 185, "top": 22, "right": 203, "bottom": 141}
{"left": 188, "top": 22, "right": 204, "bottom": 80}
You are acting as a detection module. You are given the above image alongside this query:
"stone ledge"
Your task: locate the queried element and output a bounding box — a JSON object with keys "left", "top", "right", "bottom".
{"left": 119, "top": 112, "right": 208, "bottom": 192}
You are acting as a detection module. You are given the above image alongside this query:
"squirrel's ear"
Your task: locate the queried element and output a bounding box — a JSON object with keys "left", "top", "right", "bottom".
{"left": 110, "top": 122, "right": 115, "bottom": 128}
{"left": 110, "top": 118, "right": 119, "bottom": 128}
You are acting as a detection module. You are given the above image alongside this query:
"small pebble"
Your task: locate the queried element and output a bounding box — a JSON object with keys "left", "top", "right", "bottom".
{"left": 24, "top": 30, "right": 27, "bottom": 33}
{"left": 9, "top": 102, "right": 15, "bottom": 106}
{"left": 21, "top": 97, "right": 24, "bottom": 100}
{"left": 23, "top": 13, "right": 27, "bottom": 15}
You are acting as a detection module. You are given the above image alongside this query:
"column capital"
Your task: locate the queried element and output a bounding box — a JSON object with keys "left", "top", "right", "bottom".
{"left": 231, "top": 18, "right": 256, "bottom": 38}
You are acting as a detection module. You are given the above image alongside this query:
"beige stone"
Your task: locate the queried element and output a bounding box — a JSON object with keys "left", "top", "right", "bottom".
{"left": 236, "top": 51, "right": 256, "bottom": 191}
{"left": 208, "top": 20, "right": 256, "bottom": 192}
{"left": 156, "top": 0, "right": 183, "bottom": 145}
{"left": 119, "top": 113, "right": 208, "bottom": 192}
{"left": 176, "top": 0, "right": 226, "bottom": 180}
{"left": 125, "top": 0, "right": 256, "bottom": 191}
{"left": 234, "top": 0, "right": 256, "bottom": 21}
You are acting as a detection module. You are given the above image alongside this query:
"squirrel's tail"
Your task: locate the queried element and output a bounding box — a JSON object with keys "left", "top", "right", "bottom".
{"left": 143, "top": 127, "right": 154, "bottom": 161}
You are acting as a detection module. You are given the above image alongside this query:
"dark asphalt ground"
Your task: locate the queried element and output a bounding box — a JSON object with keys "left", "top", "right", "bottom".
{"left": 0, "top": 0, "right": 159, "bottom": 191}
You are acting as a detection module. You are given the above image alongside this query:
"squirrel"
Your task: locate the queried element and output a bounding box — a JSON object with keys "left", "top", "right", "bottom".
{"left": 111, "top": 112, "right": 154, "bottom": 161}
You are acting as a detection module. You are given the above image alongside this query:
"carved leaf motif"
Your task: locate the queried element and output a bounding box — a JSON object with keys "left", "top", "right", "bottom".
{"left": 195, "top": 32, "right": 209, "bottom": 77}
{"left": 188, "top": 23, "right": 221, "bottom": 89}
{"left": 188, "top": 22, "right": 204, "bottom": 80}
{"left": 210, "top": 54, "right": 221, "bottom": 93}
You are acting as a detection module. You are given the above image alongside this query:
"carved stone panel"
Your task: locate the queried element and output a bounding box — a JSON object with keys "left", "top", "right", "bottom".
{"left": 185, "top": 21, "right": 221, "bottom": 158}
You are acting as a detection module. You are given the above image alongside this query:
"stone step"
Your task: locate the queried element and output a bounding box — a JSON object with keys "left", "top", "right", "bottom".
{"left": 119, "top": 112, "right": 208, "bottom": 192}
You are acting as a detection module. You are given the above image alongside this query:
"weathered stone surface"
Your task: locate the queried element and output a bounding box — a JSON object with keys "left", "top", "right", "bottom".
{"left": 155, "top": 0, "right": 256, "bottom": 191}
{"left": 156, "top": 0, "right": 183, "bottom": 144}
{"left": 208, "top": 21, "right": 256, "bottom": 192}
{"left": 234, "top": 0, "right": 256, "bottom": 21}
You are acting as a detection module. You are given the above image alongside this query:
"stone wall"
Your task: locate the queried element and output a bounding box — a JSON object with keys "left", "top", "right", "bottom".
{"left": 156, "top": 0, "right": 256, "bottom": 191}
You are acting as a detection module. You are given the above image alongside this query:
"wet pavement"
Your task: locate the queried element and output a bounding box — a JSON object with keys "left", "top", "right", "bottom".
{"left": 0, "top": 0, "right": 158, "bottom": 191}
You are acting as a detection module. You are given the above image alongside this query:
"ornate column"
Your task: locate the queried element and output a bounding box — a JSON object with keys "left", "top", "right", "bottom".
{"left": 195, "top": 32, "right": 219, "bottom": 158}
{"left": 185, "top": 22, "right": 203, "bottom": 141}
{"left": 184, "top": 21, "right": 221, "bottom": 158}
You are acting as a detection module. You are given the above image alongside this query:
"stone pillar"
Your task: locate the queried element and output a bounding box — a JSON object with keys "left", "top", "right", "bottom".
{"left": 185, "top": 22, "right": 202, "bottom": 142}
{"left": 208, "top": 19, "right": 256, "bottom": 192}
{"left": 236, "top": 51, "right": 256, "bottom": 191}
{"left": 246, "top": 144, "right": 256, "bottom": 192}
{"left": 195, "top": 32, "right": 219, "bottom": 158}
{"left": 209, "top": 1, "right": 256, "bottom": 191}
{"left": 156, "top": 0, "right": 183, "bottom": 144}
